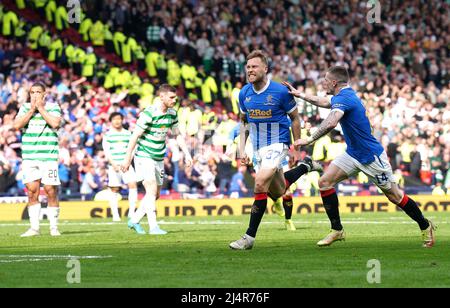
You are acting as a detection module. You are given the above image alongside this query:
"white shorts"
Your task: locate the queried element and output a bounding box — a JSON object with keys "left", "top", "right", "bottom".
{"left": 108, "top": 165, "right": 137, "bottom": 187}
{"left": 253, "top": 143, "right": 289, "bottom": 173}
{"left": 22, "top": 160, "right": 60, "bottom": 186}
{"left": 134, "top": 157, "right": 165, "bottom": 186}
{"left": 331, "top": 151, "right": 396, "bottom": 190}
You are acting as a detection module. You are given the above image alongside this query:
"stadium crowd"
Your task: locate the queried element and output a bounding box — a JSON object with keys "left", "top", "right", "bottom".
{"left": 0, "top": 0, "right": 449, "bottom": 199}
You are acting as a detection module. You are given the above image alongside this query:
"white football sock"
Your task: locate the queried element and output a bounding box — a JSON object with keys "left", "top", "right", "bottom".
{"left": 145, "top": 194, "right": 158, "bottom": 231}
{"left": 28, "top": 203, "right": 41, "bottom": 231}
{"left": 131, "top": 198, "right": 147, "bottom": 224}
{"left": 47, "top": 206, "right": 60, "bottom": 230}
{"left": 128, "top": 188, "right": 138, "bottom": 218}
{"left": 109, "top": 190, "right": 120, "bottom": 219}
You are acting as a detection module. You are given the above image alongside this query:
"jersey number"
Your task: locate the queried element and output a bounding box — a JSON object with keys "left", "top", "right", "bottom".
{"left": 265, "top": 150, "right": 281, "bottom": 160}
{"left": 375, "top": 173, "right": 388, "bottom": 185}
{"left": 48, "top": 170, "right": 58, "bottom": 179}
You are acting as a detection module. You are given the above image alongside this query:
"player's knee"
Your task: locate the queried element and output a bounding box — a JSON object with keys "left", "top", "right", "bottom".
{"left": 254, "top": 182, "right": 267, "bottom": 193}
{"left": 384, "top": 188, "right": 403, "bottom": 204}
{"left": 382, "top": 183, "right": 403, "bottom": 203}
{"left": 28, "top": 194, "right": 39, "bottom": 204}
{"left": 45, "top": 187, "right": 58, "bottom": 203}
{"left": 27, "top": 189, "right": 39, "bottom": 203}
{"left": 318, "top": 176, "right": 333, "bottom": 189}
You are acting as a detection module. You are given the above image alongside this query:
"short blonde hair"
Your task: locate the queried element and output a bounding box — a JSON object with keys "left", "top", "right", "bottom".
{"left": 246, "top": 50, "right": 269, "bottom": 67}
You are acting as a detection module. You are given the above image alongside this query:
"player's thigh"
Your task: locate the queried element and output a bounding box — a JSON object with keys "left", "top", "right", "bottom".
{"left": 255, "top": 143, "right": 288, "bottom": 190}
{"left": 136, "top": 158, "right": 163, "bottom": 194}
{"left": 142, "top": 180, "right": 157, "bottom": 195}
{"left": 268, "top": 169, "right": 286, "bottom": 196}
{"left": 43, "top": 184, "right": 59, "bottom": 204}
{"left": 322, "top": 155, "right": 354, "bottom": 188}
{"left": 122, "top": 166, "right": 137, "bottom": 185}
{"left": 255, "top": 167, "right": 278, "bottom": 192}
{"left": 41, "top": 161, "right": 61, "bottom": 186}
{"left": 22, "top": 160, "right": 42, "bottom": 186}
{"left": 25, "top": 180, "right": 41, "bottom": 202}
{"left": 361, "top": 152, "right": 399, "bottom": 198}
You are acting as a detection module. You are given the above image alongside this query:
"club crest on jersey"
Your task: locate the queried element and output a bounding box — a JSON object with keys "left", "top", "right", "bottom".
{"left": 264, "top": 95, "right": 275, "bottom": 105}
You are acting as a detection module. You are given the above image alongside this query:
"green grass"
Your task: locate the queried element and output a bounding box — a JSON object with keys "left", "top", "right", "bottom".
{"left": 0, "top": 212, "right": 449, "bottom": 288}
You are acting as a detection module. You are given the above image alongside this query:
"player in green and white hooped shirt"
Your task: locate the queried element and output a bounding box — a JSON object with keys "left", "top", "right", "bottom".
{"left": 102, "top": 112, "right": 138, "bottom": 221}
{"left": 13, "top": 82, "right": 62, "bottom": 237}
{"left": 121, "top": 84, "right": 193, "bottom": 235}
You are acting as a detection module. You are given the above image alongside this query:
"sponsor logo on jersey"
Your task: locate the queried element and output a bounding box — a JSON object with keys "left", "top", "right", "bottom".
{"left": 248, "top": 109, "right": 272, "bottom": 119}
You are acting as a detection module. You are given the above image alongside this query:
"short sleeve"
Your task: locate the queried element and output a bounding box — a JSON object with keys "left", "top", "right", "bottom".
{"left": 136, "top": 109, "right": 153, "bottom": 130}
{"left": 238, "top": 88, "right": 247, "bottom": 114}
{"left": 330, "top": 96, "right": 351, "bottom": 114}
{"left": 280, "top": 88, "right": 297, "bottom": 114}
{"left": 16, "top": 104, "right": 28, "bottom": 118}
{"left": 48, "top": 103, "right": 62, "bottom": 117}
{"left": 171, "top": 112, "right": 179, "bottom": 130}
{"left": 102, "top": 134, "right": 111, "bottom": 155}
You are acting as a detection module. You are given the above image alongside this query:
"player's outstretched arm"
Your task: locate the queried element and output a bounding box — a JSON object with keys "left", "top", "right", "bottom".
{"left": 288, "top": 108, "right": 301, "bottom": 151}
{"left": 283, "top": 81, "right": 331, "bottom": 109}
{"left": 294, "top": 110, "right": 344, "bottom": 147}
{"left": 173, "top": 127, "right": 193, "bottom": 167}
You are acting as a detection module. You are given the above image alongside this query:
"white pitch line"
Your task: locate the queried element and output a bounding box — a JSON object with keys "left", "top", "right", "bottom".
{"left": 0, "top": 255, "right": 113, "bottom": 264}
{"left": 0, "top": 220, "right": 447, "bottom": 227}
{"left": 0, "top": 259, "right": 60, "bottom": 263}
{"left": 0, "top": 255, "right": 113, "bottom": 259}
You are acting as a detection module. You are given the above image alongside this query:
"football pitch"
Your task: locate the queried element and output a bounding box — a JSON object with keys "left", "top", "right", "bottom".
{"left": 0, "top": 212, "right": 449, "bottom": 288}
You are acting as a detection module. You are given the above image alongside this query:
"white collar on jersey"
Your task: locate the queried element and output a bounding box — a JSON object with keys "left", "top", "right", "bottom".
{"left": 338, "top": 85, "right": 352, "bottom": 92}
{"left": 252, "top": 78, "right": 271, "bottom": 94}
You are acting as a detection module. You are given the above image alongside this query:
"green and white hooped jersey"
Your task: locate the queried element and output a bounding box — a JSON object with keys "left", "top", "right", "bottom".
{"left": 103, "top": 129, "right": 132, "bottom": 163}
{"left": 135, "top": 104, "right": 178, "bottom": 161}
{"left": 17, "top": 102, "right": 61, "bottom": 162}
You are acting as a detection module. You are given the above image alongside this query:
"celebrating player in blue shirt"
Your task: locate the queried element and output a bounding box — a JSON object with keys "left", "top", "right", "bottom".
{"left": 229, "top": 50, "right": 321, "bottom": 250}
{"left": 285, "top": 66, "right": 436, "bottom": 248}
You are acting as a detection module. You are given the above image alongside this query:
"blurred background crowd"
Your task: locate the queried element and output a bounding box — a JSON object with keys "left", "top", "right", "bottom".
{"left": 0, "top": 0, "right": 449, "bottom": 199}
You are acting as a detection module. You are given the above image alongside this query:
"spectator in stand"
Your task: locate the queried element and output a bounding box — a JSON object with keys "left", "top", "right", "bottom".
{"left": 229, "top": 166, "right": 249, "bottom": 199}
{"left": 0, "top": 0, "right": 449, "bottom": 198}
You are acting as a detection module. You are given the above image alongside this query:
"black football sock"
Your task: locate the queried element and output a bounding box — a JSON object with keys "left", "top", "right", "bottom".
{"left": 320, "top": 188, "right": 343, "bottom": 231}
{"left": 284, "top": 164, "right": 308, "bottom": 190}
{"left": 283, "top": 196, "right": 293, "bottom": 220}
{"left": 267, "top": 192, "right": 277, "bottom": 202}
{"left": 246, "top": 193, "right": 268, "bottom": 238}
{"left": 397, "top": 195, "right": 429, "bottom": 230}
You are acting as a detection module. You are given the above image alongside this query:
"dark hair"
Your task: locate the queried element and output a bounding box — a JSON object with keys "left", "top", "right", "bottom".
{"left": 246, "top": 50, "right": 269, "bottom": 67}
{"left": 158, "top": 84, "right": 177, "bottom": 94}
{"left": 30, "top": 82, "right": 46, "bottom": 91}
{"left": 109, "top": 112, "right": 124, "bottom": 122}
{"left": 327, "top": 66, "right": 350, "bottom": 84}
